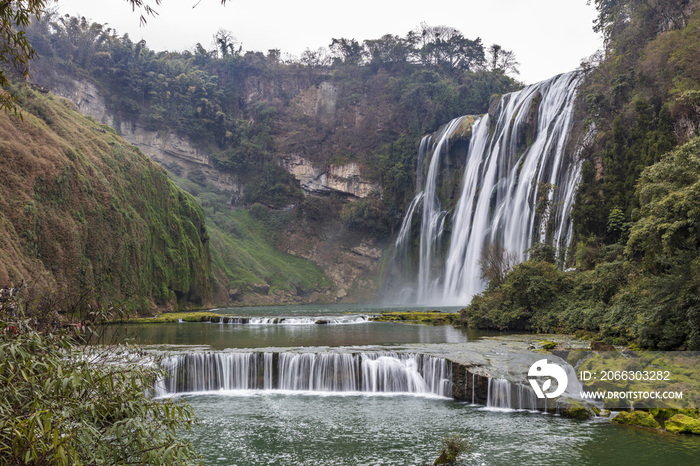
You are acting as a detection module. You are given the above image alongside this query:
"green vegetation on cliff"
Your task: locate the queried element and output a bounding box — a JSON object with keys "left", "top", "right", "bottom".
{"left": 168, "top": 173, "right": 329, "bottom": 304}
{"left": 0, "top": 82, "right": 211, "bottom": 311}
{"left": 573, "top": 1, "right": 700, "bottom": 241}
{"left": 26, "top": 15, "right": 518, "bottom": 231}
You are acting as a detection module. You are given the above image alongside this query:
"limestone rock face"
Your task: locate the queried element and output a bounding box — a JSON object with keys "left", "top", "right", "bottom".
{"left": 40, "top": 76, "right": 113, "bottom": 127}
{"left": 33, "top": 73, "right": 378, "bottom": 200}
{"left": 115, "top": 121, "right": 243, "bottom": 194}
{"left": 317, "top": 82, "right": 338, "bottom": 123}
{"left": 280, "top": 154, "right": 380, "bottom": 198}
{"left": 328, "top": 162, "right": 377, "bottom": 197}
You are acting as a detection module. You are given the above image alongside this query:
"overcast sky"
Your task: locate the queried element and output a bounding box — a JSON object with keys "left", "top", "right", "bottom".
{"left": 54, "top": 0, "right": 603, "bottom": 85}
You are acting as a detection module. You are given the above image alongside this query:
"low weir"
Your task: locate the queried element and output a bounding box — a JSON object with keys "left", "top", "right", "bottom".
{"left": 213, "top": 315, "right": 370, "bottom": 325}
{"left": 154, "top": 350, "right": 572, "bottom": 412}
{"left": 156, "top": 351, "right": 453, "bottom": 397}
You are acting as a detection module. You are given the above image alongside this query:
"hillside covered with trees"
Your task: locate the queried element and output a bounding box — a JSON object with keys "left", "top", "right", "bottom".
{"left": 26, "top": 14, "right": 519, "bottom": 222}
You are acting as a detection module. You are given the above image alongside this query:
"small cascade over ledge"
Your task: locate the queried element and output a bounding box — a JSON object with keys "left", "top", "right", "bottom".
{"left": 385, "top": 72, "right": 584, "bottom": 305}
{"left": 155, "top": 351, "right": 453, "bottom": 398}
{"left": 216, "top": 315, "right": 370, "bottom": 325}
{"left": 152, "top": 347, "right": 599, "bottom": 418}
{"left": 485, "top": 379, "right": 539, "bottom": 411}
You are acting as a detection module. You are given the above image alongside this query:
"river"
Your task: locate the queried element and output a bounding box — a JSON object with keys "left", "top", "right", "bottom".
{"left": 127, "top": 304, "right": 700, "bottom": 465}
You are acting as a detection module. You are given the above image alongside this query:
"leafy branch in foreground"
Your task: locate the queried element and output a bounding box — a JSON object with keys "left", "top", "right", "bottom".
{"left": 0, "top": 0, "right": 46, "bottom": 113}
{"left": 0, "top": 313, "right": 199, "bottom": 465}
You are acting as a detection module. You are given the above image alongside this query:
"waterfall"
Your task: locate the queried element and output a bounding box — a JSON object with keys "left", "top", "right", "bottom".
{"left": 486, "top": 378, "right": 512, "bottom": 409}
{"left": 155, "top": 351, "right": 452, "bottom": 398}
{"left": 417, "top": 117, "right": 474, "bottom": 302}
{"left": 278, "top": 353, "right": 359, "bottom": 391}
{"left": 471, "top": 372, "right": 475, "bottom": 404}
{"left": 219, "top": 315, "right": 369, "bottom": 325}
{"left": 486, "top": 378, "right": 539, "bottom": 411}
{"left": 156, "top": 352, "right": 272, "bottom": 394}
{"left": 385, "top": 72, "right": 584, "bottom": 305}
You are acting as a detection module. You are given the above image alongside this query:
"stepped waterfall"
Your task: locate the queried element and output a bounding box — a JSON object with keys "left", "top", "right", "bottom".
{"left": 155, "top": 351, "right": 453, "bottom": 398}
{"left": 152, "top": 351, "right": 582, "bottom": 412}
{"left": 386, "top": 72, "right": 584, "bottom": 305}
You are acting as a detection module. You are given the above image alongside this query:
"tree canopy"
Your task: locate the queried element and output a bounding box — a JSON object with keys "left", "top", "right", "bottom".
{"left": 0, "top": 0, "right": 231, "bottom": 112}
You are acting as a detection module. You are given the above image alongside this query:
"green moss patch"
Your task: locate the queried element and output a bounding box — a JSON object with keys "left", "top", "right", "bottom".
{"left": 611, "top": 410, "right": 661, "bottom": 429}
{"left": 370, "top": 311, "right": 459, "bottom": 325}
{"left": 665, "top": 414, "right": 700, "bottom": 435}
{"left": 537, "top": 340, "right": 557, "bottom": 350}
{"left": 556, "top": 401, "right": 592, "bottom": 419}
{"left": 118, "top": 311, "right": 223, "bottom": 324}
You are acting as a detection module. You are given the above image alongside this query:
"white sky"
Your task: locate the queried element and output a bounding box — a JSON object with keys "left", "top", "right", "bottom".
{"left": 54, "top": 0, "right": 603, "bottom": 85}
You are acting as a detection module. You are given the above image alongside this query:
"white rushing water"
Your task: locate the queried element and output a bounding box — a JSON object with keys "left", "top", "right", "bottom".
{"left": 387, "top": 72, "right": 584, "bottom": 305}
{"left": 155, "top": 351, "right": 453, "bottom": 398}
{"left": 219, "top": 315, "right": 370, "bottom": 325}
{"left": 485, "top": 379, "right": 539, "bottom": 411}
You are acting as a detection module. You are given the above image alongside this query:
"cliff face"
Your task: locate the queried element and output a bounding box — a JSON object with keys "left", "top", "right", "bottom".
{"left": 31, "top": 69, "right": 387, "bottom": 303}
{"left": 280, "top": 155, "right": 379, "bottom": 197}
{"left": 0, "top": 84, "right": 211, "bottom": 310}
{"left": 33, "top": 70, "right": 380, "bottom": 200}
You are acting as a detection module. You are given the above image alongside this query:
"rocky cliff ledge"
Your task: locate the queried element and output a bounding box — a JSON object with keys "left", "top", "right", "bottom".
{"left": 281, "top": 154, "right": 380, "bottom": 198}
{"left": 32, "top": 72, "right": 379, "bottom": 200}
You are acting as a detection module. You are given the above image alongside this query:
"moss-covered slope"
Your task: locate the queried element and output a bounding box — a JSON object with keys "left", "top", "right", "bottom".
{"left": 0, "top": 83, "right": 211, "bottom": 310}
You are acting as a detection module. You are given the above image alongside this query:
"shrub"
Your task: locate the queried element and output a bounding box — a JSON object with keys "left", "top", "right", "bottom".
{"left": 434, "top": 433, "right": 472, "bottom": 465}
{"left": 340, "top": 198, "right": 389, "bottom": 236}
{"left": 460, "top": 260, "right": 570, "bottom": 331}
{"left": 0, "top": 317, "right": 198, "bottom": 465}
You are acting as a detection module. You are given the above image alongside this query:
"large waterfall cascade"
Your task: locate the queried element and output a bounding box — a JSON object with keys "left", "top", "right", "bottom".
{"left": 387, "top": 72, "right": 584, "bottom": 305}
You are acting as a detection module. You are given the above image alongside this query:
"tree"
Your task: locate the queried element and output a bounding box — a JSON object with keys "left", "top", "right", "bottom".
{"left": 329, "top": 37, "right": 364, "bottom": 66}
{"left": 299, "top": 47, "right": 331, "bottom": 68}
{"left": 479, "top": 243, "right": 517, "bottom": 288}
{"left": 626, "top": 136, "right": 700, "bottom": 265}
{"left": 411, "top": 23, "right": 486, "bottom": 71}
{"left": 213, "top": 28, "right": 240, "bottom": 58}
{"left": 487, "top": 43, "right": 520, "bottom": 75}
{"left": 363, "top": 34, "right": 411, "bottom": 70}
{"left": 0, "top": 1, "right": 229, "bottom": 112}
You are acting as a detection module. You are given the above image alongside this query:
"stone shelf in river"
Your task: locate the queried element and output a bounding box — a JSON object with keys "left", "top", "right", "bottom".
{"left": 150, "top": 337, "right": 600, "bottom": 419}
